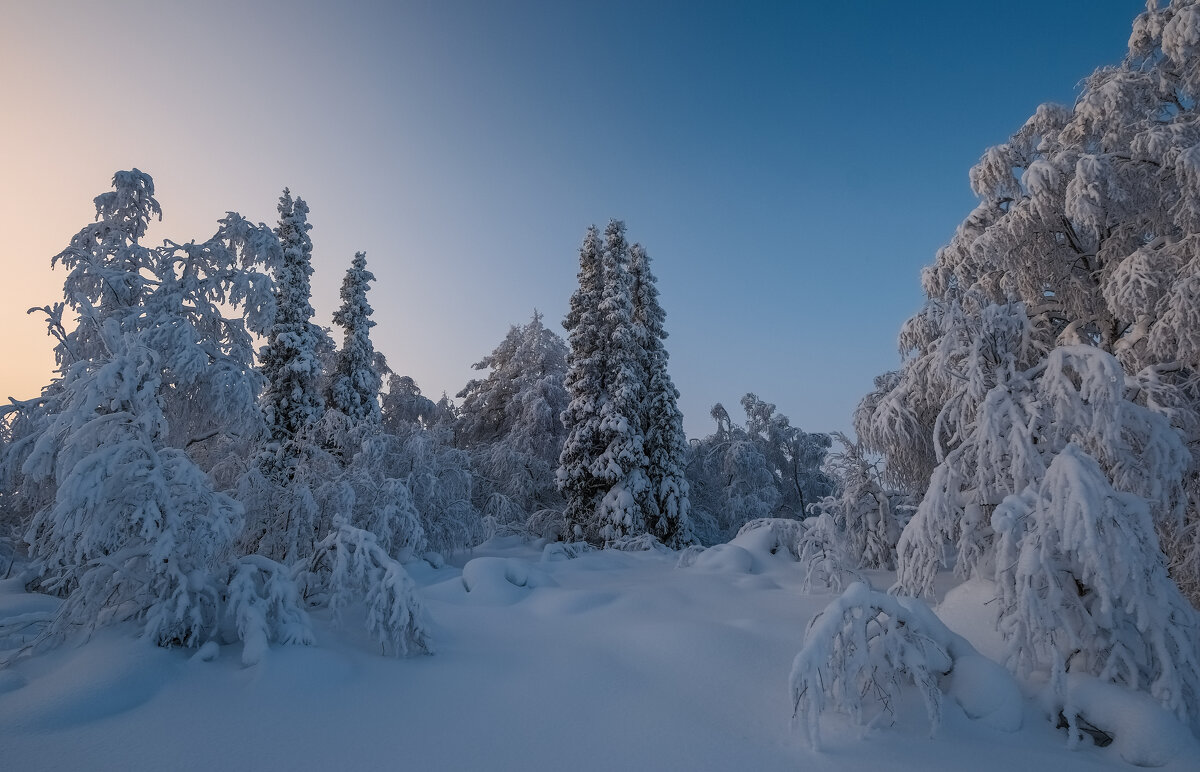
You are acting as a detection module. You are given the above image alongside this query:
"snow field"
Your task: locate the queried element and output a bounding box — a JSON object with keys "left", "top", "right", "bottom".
{"left": 2, "top": 534, "right": 1191, "bottom": 771}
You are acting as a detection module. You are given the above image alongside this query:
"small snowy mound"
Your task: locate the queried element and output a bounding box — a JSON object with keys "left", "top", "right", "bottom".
{"left": 689, "top": 544, "right": 755, "bottom": 573}
{"left": 461, "top": 557, "right": 557, "bottom": 604}
{"left": 685, "top": 519, "right": 808, "bottom": 574}
{"left": 1047, "top": 675, "right": 1200, "bottom": 767}
{"left": 733, "top": 518, "right": 805, "bottom": 559}
{"left": 934, "top": 578, "right": 1007, "bottom": 663}
{"left": 944, "top": 653, "right": 1022, "bottom": 732}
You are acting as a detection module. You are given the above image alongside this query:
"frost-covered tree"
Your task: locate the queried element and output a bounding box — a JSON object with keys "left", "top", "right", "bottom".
{"left": 808, "top": 432, "right": 904, "bottom": 571}
{"left": 379, "top": 375, "right": 483, "bottom": 555}
{"left": 685, "top": 398, "right": 832, "bottom": 545}
{"left": 992, "top": 443, "right": 1200, "bottom": 734}
{"left": 3, "top": 171, "right": 283, "bottom": 652}
{"left": 857, "top": 1, "right": 1200, "bottom": 602}
{"left": 328, "top": 252, "right": 382, "bottom": 425}
{"left": 741, "top": 394, "right": 834, "bottom": 516}
{"left": 456, "top": 311, "right": 569, "bottom": 529}
{"left": 629, "top": 244, "right": 693, "bottom": 547}
{"left": 686, "top": 405, "right": 782, "bottom": 545}
{"left": 259, "top": 189, "right": 326, "bottom": 466}
{"left": 382, "top": 374, "right": 442, "bottom": 431}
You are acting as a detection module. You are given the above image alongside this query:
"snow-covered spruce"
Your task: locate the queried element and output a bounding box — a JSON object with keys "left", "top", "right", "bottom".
{"left": 258, "top": 189, "right": 328, "bottom": 475}
{"left": 328, "top": 251, "right": 382, "bottom": 425}
{"left": 628, "top": 243, "right": 693, "bottom": 547}
{"left": 558, "top": 225, "right": 620, "bottom": 543}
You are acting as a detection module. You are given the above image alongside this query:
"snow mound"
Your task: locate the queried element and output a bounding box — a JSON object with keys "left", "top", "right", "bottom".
{"left": 1049, "top": 674, "right": 1200, "bottom": 767}
{"left": 734, "top": 518, "right": 805, "bottom": 559}
{"left": 945, "top": 653, "right": 1022, "bottom": 732}
{"left": 935, "top": 578, "right": 1006, "bottom": 664}
{"left": 684, "top": 519, "right": 807, "bottom": 574}
{"left": 461, "top": 557, "right": 557, "bottom": 604}
{"left": 689, "top": 543, "right": 755, "bottom": 573}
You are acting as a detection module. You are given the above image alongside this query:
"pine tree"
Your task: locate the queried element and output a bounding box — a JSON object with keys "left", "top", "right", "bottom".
{"left": 328, "top": 251, "right": 382, "bottom": 425}
{"left": 259, "top": 189, "right": 325, "bottom": 468}
{"left": 558, "top": 225, "right": 610, "bottom": 541}
{"left": 628, "top": 243, "right": 693, "bottom": 547}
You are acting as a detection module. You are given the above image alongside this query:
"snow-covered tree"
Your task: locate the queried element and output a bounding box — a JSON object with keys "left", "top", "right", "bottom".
{"left": 328, "top": 252, "right": 382, "bottom": 425}
{"left": 456, "top": 311, "right": 569, "bottom": 529}
{"left": 808, "top": 432, "right": 904, "bottom": 571}
{"left": 629, "top": 243, "right": 693, "bottom": 547}
{"left": 5, "top": 171, "right": 281, "bottom": 652}
{"left": 558, "top": 225, "right": 611, "bottom": 541}
{"left": 380, "top": 375, "right": 483, "bottom": 555}
{"left": 685, "top": 398, "right": 832, "bottom": 545}
{"left": 858, "top": 1, "right": 1200, "bottom": 602}
{"left": 992, "top": 443, "right": 1200, "bottom": 734}
{"left": 741, "top": 394, "right": 834, "bottom": 516}
{"left": 22, "top": 327, "right": 241, "bottom": 648}
{"left": 382, "top": 374, "right": 443, "bottom": 431}
{"left": 259, "top": 189, "right": 326, "bottom": 467}
{"left": 686, "top": 412, "right": 781, "bottom": 545}
{"left": 591, "top": 221, "right": 652, "bottom": 541}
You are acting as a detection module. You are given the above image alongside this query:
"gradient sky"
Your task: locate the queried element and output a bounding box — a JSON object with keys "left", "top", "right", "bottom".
{"left": 0, "top": 0, "right": 1144, "bottom": 438}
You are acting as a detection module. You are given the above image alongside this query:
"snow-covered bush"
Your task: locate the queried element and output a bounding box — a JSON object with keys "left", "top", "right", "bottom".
{"left": 795, "top": 513, "right": 862, "bottom": 593}
{"left": 303, "top": 518, "right": 430, "bottom": 657}
{"left": 22, "top": 328, "right": 241, "bottom": 650}
{"left": 790, "top": 582, "right": 1018, "bottom": 748}
{"left": 993, "top": 444, "right": 1200, "bottom": 733}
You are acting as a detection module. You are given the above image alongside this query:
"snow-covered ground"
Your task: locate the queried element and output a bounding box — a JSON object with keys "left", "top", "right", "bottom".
{"left": 0, "top": 533, "right": 1192, "bottom": 771}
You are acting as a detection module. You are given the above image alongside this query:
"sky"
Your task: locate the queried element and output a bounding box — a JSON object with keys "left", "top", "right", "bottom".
{"left": 0, "top": 0, "right": 1146, "bottom": 438}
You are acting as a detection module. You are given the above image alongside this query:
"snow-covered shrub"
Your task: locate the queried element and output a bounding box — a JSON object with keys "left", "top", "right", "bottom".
{"left": 790, "top": 582, "right": 1015, "bottom": 748}
{"left": 812, "top": 432, "right": 903, "bottom": 570}
{"left": 302, "top": 518, "right": 430, "bottom": 657}
{"left": 993, "top": 444, "right": 1200, "bottom": 733}
{"left": 22, "top": 330, "right": 241, "bottom": 650}
{"left": 227, "top": 555, "right": 315, "bottom": 666}
{"left": 734, "top": 517, "right": 805, "bottom": 560}
{"left": 795, "top": 513, "right": 862, "bottom": 593}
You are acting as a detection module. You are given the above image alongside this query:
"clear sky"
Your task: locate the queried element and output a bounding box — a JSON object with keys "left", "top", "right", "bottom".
{"left": 0, "top": 0, "right": 1144, "bottom": 438}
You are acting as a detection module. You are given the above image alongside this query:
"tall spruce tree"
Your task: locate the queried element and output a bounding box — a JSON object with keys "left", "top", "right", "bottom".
{"left": 329, "top": 251, "right": 382, "bottom": 425}
{"left": 629, "top": 243, "right": 693, "bottom": 547}
{"left": 558, "top": 225, "right": 609, "bottom": 541}
{"left": 258, "top": 190, "right": 326, "bottom": 474}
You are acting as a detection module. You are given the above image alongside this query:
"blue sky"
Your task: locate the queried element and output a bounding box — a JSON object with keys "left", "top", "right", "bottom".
{"left": 0, "top": 0, "right": 1145, "bottom": 437}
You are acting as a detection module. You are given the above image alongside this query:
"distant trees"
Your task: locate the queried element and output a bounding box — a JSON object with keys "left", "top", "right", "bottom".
{"left": 558, "top": 221, "right": 694, "bottom": 546}
{"left": 456, "top": 311, "right": 569, "bottom": 530}
{"left": 686, "top": 397, "right": 833, "bottom": 545}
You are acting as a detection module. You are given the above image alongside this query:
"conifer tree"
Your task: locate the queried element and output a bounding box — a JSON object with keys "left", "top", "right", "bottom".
{"left": 589, "top": 220, "right": 651, "bottom": 542}
{"left": 329, "top": 251, "right": 382, "bottom": 425}
{"left": 558, "top": 225, "right": 609, "bottom": 541}
{"left": 629, "top": 243, "right": 693, "bottom": 547}
{"left": 259, "top": 190, "right": 325, "bottom": 466}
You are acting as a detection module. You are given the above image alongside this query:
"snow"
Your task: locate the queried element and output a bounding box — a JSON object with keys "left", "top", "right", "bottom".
{"left": 1, "top": 541, "right": 1189, "bottom": 771}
